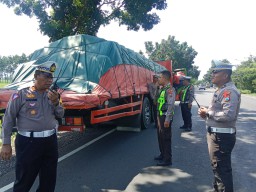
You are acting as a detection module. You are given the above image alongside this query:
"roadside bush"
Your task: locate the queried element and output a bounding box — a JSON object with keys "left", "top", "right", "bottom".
{"left": 240, "top": 89, "right": 251, "bottom": 94}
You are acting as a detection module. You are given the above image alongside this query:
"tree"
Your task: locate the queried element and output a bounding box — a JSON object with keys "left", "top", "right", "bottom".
{"left": 1, "top": 0, "right": 167, "bottom": 42}
{"left": 189, "top": 65, "right": 200, "bottom": 79}
{"left": 0, "top": 54, "right": 29, "bottom": 81}
{"left": 233, "top": 56, "right": 256, "bottom": 93}
{"left": 145, "top": 35, "right": 199, "bottom": 79}
{"left": 203, "top": 70, "right": 212, "bottom": 84}
{"left": 201, "top": 57, "right": 256, "bottom": 93}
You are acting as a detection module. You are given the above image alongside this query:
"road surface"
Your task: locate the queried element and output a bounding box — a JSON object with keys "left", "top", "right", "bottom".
{"left": 0, "top": 88, "right": 255, "bottom": 192}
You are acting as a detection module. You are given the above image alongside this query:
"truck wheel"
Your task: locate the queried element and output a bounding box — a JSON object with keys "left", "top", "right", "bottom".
{"left": 141, "top": 97, "right": 152, "bottom": 129}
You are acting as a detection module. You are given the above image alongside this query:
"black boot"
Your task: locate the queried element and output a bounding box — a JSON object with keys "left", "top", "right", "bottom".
{"left": 157, "top": 160, "right": 172, "bottom": 166}
{"left": 180, "top": 125, "right": 187, "bottom": 129}
{"left": 154, "top": 155, "right": 163, "bottom": 161}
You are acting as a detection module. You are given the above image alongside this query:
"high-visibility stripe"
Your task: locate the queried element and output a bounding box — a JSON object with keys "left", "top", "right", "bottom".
{"left": 182, "top": 85, "right": 190, "bottom": 102}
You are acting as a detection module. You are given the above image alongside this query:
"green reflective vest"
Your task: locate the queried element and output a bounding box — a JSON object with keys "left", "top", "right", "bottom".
{"left": 181, "top": 85, "right": 191, "bottom": 102}
{"left": 157, "top": 85, "right": 170, "bottom": 116}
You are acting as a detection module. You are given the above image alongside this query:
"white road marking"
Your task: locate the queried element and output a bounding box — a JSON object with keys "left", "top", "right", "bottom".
{"left": 0, "top": 129, "right": 116, "bottom": 192}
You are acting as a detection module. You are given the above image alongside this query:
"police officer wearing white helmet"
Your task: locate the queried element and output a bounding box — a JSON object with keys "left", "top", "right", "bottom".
{"left": 198, "top": 60, "right": 241, "bottom": 192}
{"left": 0, "top": 61, "right": 64, "bottom": 192}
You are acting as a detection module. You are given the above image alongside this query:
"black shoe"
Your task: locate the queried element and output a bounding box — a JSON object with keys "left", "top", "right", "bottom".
{"left": 156, "top": 161, "right": 172, "bottom": 166}
{"left": 183, "top": 128, "right": 192, "bottom": 132}
{"left": 180, "top": 125, "right": 187, "bottom": 129}
{"left": 154, "top": 155, "right": 163, "bottom": 161}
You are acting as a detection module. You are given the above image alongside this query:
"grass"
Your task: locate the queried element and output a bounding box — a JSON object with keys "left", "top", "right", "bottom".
{"left": 0, "top": 81, "right": 9, "bottom": 88}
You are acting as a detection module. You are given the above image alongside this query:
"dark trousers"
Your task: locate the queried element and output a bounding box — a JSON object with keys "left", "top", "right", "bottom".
{"left": 157, "top": 115, "right": 172, "bottom": 162}
{"left": 207, "top": 132, "right": 236, "bottom": 192}
{"left": 14, "top": 133, "right": 58, "bottom": 192}
{"left": 180, "top": 103, "right": 192, "bottom": 128}
{"left": 152, "top": 104, "right": 157, "bottom": 127}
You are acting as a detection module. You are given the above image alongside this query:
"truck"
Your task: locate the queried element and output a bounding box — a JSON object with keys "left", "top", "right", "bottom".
{"left": 0, "top": 34, "right": 185, "bottom": 132}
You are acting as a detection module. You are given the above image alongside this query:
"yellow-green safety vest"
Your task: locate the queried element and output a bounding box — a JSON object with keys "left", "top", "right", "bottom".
{"left": 181, "top": 85, "right": 191, "bottom": 102}
{"left": 157, "top": 85, "right": 170, "bottom": 116}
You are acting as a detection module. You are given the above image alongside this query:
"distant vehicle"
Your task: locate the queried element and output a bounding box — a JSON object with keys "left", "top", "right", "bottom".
{"left": 199, "top": 85, "right": 206, "bottom": 90}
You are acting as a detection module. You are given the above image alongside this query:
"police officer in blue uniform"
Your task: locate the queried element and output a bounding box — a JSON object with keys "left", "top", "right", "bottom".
{"left": 198, "top": 60, "right": 241, "bottom": 192}
{"left": 154, "top": 70, "right": 176, "bottom": 166}
{"left": 0, "top": 61, "right": 64, "bottom": 192}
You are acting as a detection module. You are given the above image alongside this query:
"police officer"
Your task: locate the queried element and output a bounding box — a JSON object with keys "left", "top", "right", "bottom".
{"left": 198, "top": 60, "right": 241, "bottom": 192}
{"left": 179, "top": 76, "right": 194, "bottom": 132}
{"left": 154, "top": 70, "right": 176, "bottom": 166}
{"left": 148, "top": 74, "right": 159, "bottom": 128}
{"left": 0, "top": 61, "right": 65, "bottom": 192}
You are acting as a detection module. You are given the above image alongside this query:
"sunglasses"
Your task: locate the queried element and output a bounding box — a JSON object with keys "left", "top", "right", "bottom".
{"left": 211, "top": 70, "right": 222, "bottom": 74}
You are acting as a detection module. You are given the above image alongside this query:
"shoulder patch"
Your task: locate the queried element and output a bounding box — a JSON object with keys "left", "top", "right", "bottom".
{"left": 223, "top": 90, "right": 231, "bottom": 102}
{"left": 12, "top": 93, "right": 19, "bottom": 100}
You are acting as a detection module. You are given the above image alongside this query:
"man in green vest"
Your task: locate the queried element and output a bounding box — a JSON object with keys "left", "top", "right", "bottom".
{"left": 179, "top": 76, "right": 194, "bottom": 132}
{"left": 154, "top": 70, "right": 176, "bottom": 166}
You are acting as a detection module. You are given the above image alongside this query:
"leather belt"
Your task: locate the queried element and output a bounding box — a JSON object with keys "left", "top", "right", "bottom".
{"left": 18, "top": 129, "right": 56, "bottom": 138}
{"left": 207, "top": 126, "right": 236, "bottom": 134}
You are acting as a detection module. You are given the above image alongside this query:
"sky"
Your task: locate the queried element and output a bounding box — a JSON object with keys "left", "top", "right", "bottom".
{"left": 0, "top": 0, "right": 256, "bottom": 79}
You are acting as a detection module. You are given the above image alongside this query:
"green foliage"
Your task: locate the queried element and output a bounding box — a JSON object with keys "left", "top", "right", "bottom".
{"left": 0, "top": 82, "right": 9, "bottom": 87}
{"left": 233, "top": 61, "right": 256, "bottom": 93}
{"left": 1, "top": 0, "right": 167, "bottom": 42}
{"left": 189, "top": 65, "right": 200, "bottom": 79}
{"left": 195, "top": 79, "right": 207, "bottom": 86}
{"left": 145, "top": 35, "right": 199, "bottom": 79}
{"left": 0, "top": 54, "right": 29, "bottom": 79}
{"left": 240, "top": 89, "right": 251, "bottom": 94}
{"left": 203, "top": 70, "right": 212, "bottom": 84}
{"left": 202, "top": 56, "right": 256, "bottom": 93}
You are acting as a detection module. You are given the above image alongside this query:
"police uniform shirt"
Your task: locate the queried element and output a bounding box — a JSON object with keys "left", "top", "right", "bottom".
{"left": 206, "top": 81, "right": 241, "bottom": 129}
{"left": 158, "top": 84, "right": 176, "bottom": 122}
{"left": 148, "top": 82, "right": 158, "bottom": 100}
{"left": 165, "top": 86, "right": 176, "bottom": 122}
{"left": 1, "top": 86, "right": 65, "bottom": 144}
{"left": 181, "top": 83, "right": 194, "bottom": 104}
{"left": 188, "top": 84, "right": 194, "bottom": 104}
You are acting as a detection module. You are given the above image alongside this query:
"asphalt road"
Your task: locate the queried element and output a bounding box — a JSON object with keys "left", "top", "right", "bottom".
{"left": 1, "top": 88, "right": 255, "bottom": 192}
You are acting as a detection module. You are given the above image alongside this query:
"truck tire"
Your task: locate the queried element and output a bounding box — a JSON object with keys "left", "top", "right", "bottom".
{"left": 141, "top": 97, "right": 152, "bottom": 129}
